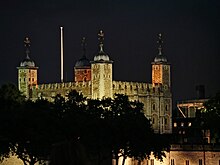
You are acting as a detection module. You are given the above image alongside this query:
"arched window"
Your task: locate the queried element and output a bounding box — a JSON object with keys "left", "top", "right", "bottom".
{"left": 152, "top": 103, "right": 156, "bottom": 111}
{"left": 152, "top": 117, "right": 155, "bottom": 124}
{"left": 165, "top": 104, "right": 168, "bottom": 111}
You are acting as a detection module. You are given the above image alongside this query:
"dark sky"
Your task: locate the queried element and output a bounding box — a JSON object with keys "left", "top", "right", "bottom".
{"left": 0, "top": 0, "right": 220, "bottom": 103}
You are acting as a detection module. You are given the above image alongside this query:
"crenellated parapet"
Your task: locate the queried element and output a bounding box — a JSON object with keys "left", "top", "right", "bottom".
{"left": 112, "top": 81, "right": 170, "bottom": 96}
{"left": 32, "top": 81, "right": 91, "bottom": 90}
{"left": 30, "top": 81, "right": 92, "bottom": 100}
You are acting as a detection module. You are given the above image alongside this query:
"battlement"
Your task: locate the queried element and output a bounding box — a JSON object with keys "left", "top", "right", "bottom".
{"left": 171, "top": 144, "right": 220, "bottom": 151}
{"left": 112, "top": 81, "right": 168, "bottom": 95}
{"left": 31, "top": 81, "right": 91, "bottom": 90}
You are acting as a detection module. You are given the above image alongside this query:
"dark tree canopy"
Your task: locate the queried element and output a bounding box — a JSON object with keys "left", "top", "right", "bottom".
{"left": 203, "top": 92, "right": 220, "bottom": 143}
{"left": 0, "top": 87, "right": 169, "bottom": 165}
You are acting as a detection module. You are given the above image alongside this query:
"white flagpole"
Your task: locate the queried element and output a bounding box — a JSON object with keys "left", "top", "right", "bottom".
{"left": 60, "top": 26, "right": 64, "bottom": 83}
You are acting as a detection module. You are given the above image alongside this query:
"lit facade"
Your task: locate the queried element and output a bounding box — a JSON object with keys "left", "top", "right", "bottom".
{"left": 17, "top": 32, "right": 172, "bottom": 134}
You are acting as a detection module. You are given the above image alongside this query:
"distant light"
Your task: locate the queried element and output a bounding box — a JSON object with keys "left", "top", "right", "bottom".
{"left": 181, "top": 122, "right": 184, "bottom": 127}
{"left": 188, "top": 122, "right": 192, "bottom": 127}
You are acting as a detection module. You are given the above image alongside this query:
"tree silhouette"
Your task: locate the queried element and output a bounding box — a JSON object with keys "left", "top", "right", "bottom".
{"left": 203, "top": 92, "right": 220, "bottom": 143}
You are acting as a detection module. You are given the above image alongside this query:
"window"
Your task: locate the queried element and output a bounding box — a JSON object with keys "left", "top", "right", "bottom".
{"left": 181, "top": 122, "right": 184, "bottom": 127}
{"left": 165, "top": 118, "right": 168, "bottom": 125}
{"left": 188, "top": 122, "right": 192, "bottom": 127}
{"left": 152, "top": 118, "right": 155, "bottom": 124}
{"left": 164, "top": 65, "right": 168, "bottom": 70}
{"left": 171, "top": 159, "right": 175, "bottom": 165}
{"left": 152, "top": 104, "right": 156, "bottom": 111}
{"left": 150, "top": 159, "right": 154, "bottom": 165}
{"left": 186, "top": 160, "right": 189, "bottom": 165}
{"left": 165, "top": 104, "right": 168, "bottom": 111}
{"left": 199, "top": 159, "right": 202, "bottom": 165}
{"left": 32, "top": 78, "right": 34, "bottom": 81}
{"left": 174, "top": 122, "right": 177, "bottom": 127}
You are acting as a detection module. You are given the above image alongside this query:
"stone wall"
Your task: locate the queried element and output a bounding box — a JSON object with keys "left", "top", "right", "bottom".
{"left": 114, "top": 144, "right": 220, "bottom": 165}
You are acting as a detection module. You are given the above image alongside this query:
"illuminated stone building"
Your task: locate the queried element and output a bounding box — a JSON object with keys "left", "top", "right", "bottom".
{"left": 17, "top": 31, "right": 172, "bottom": 134}
{"left": 14, "top": 32, "right": 220, "bottom": 165}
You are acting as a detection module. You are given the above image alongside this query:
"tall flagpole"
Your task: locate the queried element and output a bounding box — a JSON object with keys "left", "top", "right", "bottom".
{"left": 60, "top": 26, "right": 64, "bottom": 83}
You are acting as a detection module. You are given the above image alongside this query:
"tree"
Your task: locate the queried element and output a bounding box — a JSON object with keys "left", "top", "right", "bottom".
{"left": 0, "top": 83, "right": 25, "bottom": 162}
{"left": 11, "top": 98, "right": 55, "bottom": 165}
{"left": 107, "top": 94, "right": 169, "bottom": 165}
{"left": 203, "top": 92, "right": 220, "bottom": 143}
{"left": 83, "top": 98, "right": 112, "bottom": 165}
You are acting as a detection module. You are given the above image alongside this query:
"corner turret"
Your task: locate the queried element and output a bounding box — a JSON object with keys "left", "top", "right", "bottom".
{"left": 91, "top": 30, "right": 113, "bottom": 99}
{"left": 152, "top": 33, "right": 171, "bottom": 88}
{"left": 17, "top": 37, "right": 38, "bottom": 98}
{"left": 74, "top": 37, "right": 91, "bottom": 82}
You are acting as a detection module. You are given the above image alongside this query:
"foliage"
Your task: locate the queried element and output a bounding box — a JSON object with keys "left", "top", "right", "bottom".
{"left": 203, "top": 92, "right": 220, "bottom": 142}
{"left": 107, "top": 94, "right": 169, "bottom": 165}
{"left": 203, "top": 92, "right": 220, "bottom": 127}
{"left": 0, "top": 86, "right": 169, "bottom": 165}
{"left": 0, "top": 83, "right": 25, "bottom": 162}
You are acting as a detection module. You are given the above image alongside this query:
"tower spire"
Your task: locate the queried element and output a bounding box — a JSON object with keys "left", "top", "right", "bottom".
{"left": 157, "top": 33, "right": 163, "bottom": 55}
{"left": 81, "top": 37, "right": 87, "bottom": 58}
{"left": 24, "top": 37, "right": 31, "bottom": 59}
{"left": 98, "top": 30, "right": 104, "bottom": 52}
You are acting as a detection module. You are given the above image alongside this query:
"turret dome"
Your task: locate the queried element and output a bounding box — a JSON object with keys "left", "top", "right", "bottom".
{"left": 93, "top": 30, "right": 111, "bottom": 62}
{"left": 20, "top": 57, "right": 36, "bottom": 67}
{"left": 154, "top": 54, "right": 167, "bottom": 63}
{"left": 153, "top": 33, "right": 168, "bottom": 63}
{"left": 75, "top": 56, "right": 90, "bottom": 67}
{"left": 75, "top": 37, "right": 91, "bottom": 68}
{"left": 20, "top": 37, "right": 36, "bottom": 67}
{"left": 94, "top": 51, "right": 110, "bottom": 61}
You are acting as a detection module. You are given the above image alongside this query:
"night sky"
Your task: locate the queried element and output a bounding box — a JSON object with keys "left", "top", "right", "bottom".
{"left": 0, "top": 0, "right": 220, "bottom": 103}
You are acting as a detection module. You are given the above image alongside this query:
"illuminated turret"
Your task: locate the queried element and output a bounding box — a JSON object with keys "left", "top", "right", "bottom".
{"left": 91, "top": 30, "right": 113, "bottom": 99}
{"left": 152, "top": 33, "right": 171, "bottom": 88}
{"left": 17, "top": 37, "right": 38, "bottom": 98}
{"left": 151, "top": 33, "right": 172, "bottom": 134}
{"left": 74, "top": 37, "right": 91, "bottom": 82}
